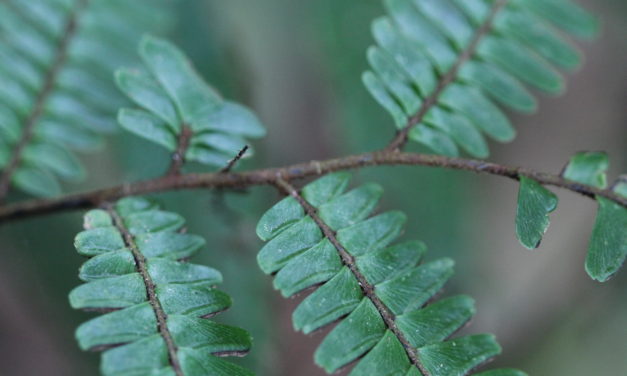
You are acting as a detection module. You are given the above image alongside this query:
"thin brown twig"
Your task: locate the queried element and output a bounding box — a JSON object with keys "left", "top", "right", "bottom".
{"left": 385, "top": 0, "right": 507, "bottom": 152}
{"left": 220, "top": 145, "right": 249, "bottom": 173}
{"left": 0, "top": 0, "right": 620, "bottom": 227}
{"left": 0, "top": 151, "right": 624, "bottom": 224}
{"left": 166, "top": 125, "right": 193, "bottom": 176}
{"left": 0, "top": 0, "right": 88, "bottom": 202}
{"left": 274, "top": 177, "right": 430, "bottom": 375}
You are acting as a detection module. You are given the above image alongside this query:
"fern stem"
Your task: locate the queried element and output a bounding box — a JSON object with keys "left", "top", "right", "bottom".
{"left": 274, "top": 177, "right": 431, "bottom": 374}
{"left": 0, "top": 151, "right": 625, "bottom": 223}
{"left": 385, "top": 0, "right": 507, "bottom": 152}
{"left": 165, "top": 124, "right": 193, "bottom": 176}
{"left": 104, "top": 203, "right": 184, "bottom": 376}
{"left": 0, "top": 0, "right": 88, "bottom": 202}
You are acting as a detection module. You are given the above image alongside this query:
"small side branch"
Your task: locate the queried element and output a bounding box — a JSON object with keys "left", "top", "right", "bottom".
{"left": 0, "top": 151, "right": 624, "bottom": 224}
{"left": 220, "top": 145, "right": 249, "bottom": 173}
{"left": 166, "top": 125, "right": 193, "bottom": 176}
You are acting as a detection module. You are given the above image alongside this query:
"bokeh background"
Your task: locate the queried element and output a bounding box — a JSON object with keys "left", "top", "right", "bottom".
{"left": 0, "top": 0, "right": 625, "bottom": 375}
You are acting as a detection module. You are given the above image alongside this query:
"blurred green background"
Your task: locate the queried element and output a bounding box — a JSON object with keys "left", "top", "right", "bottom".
{"left": 0, "top": 0, "right": 625, "bottom": 375}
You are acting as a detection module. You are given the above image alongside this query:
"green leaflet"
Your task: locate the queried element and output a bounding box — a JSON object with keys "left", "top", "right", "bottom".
{"left": 586, "top": 196, "right": 627, "bottom": 282}
{"left": 69, "top": 198, "right": 253, "bottom": 376}
{"left": 562, "top": 151, "right": 608, "bottom": 188}
{"left": 0, "top": 0, "right": 169, "bottom": 198}
{"left": 256, "top": 173, "right": 525, "bottom": 375}
{"left": 511, "top": 153, "right": 626, "bottom": 281}
{"left": 417, "top": 335, "right": 501, "bottom": 375}
{"left": 118, "top": 109, "right": 178, "bottom": 152}
{"left": 409, "top": 125, "right": 459, "bottom": 157}
{"left": 364, "top": 0, "right": 596, "bottom": 157}
{"left": 116, "top": 35, "right": 266, "bottom": 169}
{"left": 516, "top": 177, "right": 558, "bottom": 249}
{"left": 562, "top": 153, "right": 625, "bottom": 281}
{"left": 12, "top": 166, "right": 61, "bottom": 197}
{"left": 514, "top": 0, "right": 599, "bottom": 40}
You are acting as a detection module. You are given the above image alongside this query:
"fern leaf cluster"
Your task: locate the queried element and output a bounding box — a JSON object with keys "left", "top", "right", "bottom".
{"left": 116, "top": 36, "right": 266, "bottom": 169}
{"left": 256, "top": 173, "right": 525, "bottom": 375}
{"left": 70, "top": 197, "right": 252, "bottom": 376}
{"left": 363, "top": 0, "right": 596, "bottom": 157}
{"left": 0, "top": 0, "right": 611, "bottom": 373}
{"left": 516, "top": 152, "right": 626, "bottom": 281}
{"left": 0, "top": 0, "right": 169, "bottom": 198}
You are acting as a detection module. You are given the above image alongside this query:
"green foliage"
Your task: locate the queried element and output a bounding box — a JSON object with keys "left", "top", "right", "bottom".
{"left": 562, "top": 152, "right": 626, "bottom": 282}
{"left": 116, "top": 35, "right": 266, "bottom": 169}
{"left": 516, "top": 176, "right": 558, "bottom": 249}
{"left": 515, "top": 152, "right": 626, "bottom": 282}
{"left": 70, "top": 197, "right": 253, "bottom": 376}
{"left": 0, "top": 0, "right": 620, "bottom": 374}
{"left": 562, "top": 151, "right": 609, "bottom": 188}
{"left": 256, "top": 173, "right": 525, "bottom": 375}
{"left": 0, "top": 0, "right": 168, "bottom": 197}
{"left": 363, "top": 0, "right": 597, "bottom": 157}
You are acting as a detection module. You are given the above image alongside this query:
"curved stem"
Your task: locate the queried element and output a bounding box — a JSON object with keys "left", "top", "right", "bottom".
{"left": 0, "top": 151, "right": 624, "bottom": 224}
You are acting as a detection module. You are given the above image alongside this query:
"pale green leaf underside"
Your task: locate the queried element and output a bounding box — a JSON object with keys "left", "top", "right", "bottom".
{"left": 516, "top": 176, "right": 558, "bottom": 249}
{"left": 0, "top": 0, "right": 168, "bottom": 197}
{"left": 363, "top": 0, "right": 596, "bottom": 157}
{"left": 562, "top": 152, "right": 625, "bottom": 281}
{"left": 586, "top": 197, "right": 627, "bottom": 282}
{"left": 561, "top": 152, "right": 626, "bottom": 282}
{"left": 70, "top": 197, "right": 252, "bottom": 376}
{"left": 116, "top": 35, "right": 266, "bottom": 169}
{"left": 562, "top": 151, "right": 609, "bottom": 189}
{"left": 256, "top": 173, "right": 525, "bottom": 375}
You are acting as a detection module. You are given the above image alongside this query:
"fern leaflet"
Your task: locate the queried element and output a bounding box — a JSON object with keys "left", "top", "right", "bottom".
{"left": 70, "top": 197, "right": 252, "bottom": 376}
{"left": 116, "top": 35, "right": 266, "bottom": 171}
{"left": 516, "top": 152, "right": 627, "bottom": 281}
{"left": 257, "top": 173, "right": 525, "bottom": 375}
{"left": 0, "top": 0, "right": 168, "bottom": 199}
{"left": 363, "top": 0, "right": 597, "bottom": 155}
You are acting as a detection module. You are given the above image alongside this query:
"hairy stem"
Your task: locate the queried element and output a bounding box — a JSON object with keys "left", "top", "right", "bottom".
{"left": 0, "top": 0, "right": 87, "bottom": 202}
{"left": 0, "top": 151, "right": 624, "bottom": 223}
{"left": 274, "top": 178, "right": 430, "bottom": 375}
{"left": 105, "top": 203, "right": 183, "bottom": 376}
{"left": 385, "top": 0, "right": 507, "bottom": 152}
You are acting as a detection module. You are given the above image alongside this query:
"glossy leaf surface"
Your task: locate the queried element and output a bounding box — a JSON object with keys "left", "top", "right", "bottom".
{"left": 563, "top": 152, "right": 625, "bottom": 281}
{"left": 70, "top": 199, "right": 252, "bottom": 375}
{"left": 516, "top": 177, "right": 558, "bottom": 249}
{"left": 256, "top": 173, "right": 524, "bottom": 375}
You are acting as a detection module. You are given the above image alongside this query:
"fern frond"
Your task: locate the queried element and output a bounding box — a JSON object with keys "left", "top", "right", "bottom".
{"left": 116, "top": 36, "right": 266, "bottom": 171}
{"left": 363, "top": 0, "right": 597, "bottom": 155}
{"left": 256, "top": 173, "right": 524, "bottom": 375}
{"left": 0, "top": 0, "right": 169, "bottom": 199}
{"left": 516, "top": 152, "right": 626, "bottom": 282}
{"left": 70, "top": 197, "right": 252, "bottom": 376}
